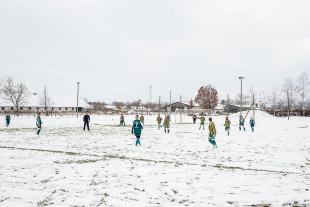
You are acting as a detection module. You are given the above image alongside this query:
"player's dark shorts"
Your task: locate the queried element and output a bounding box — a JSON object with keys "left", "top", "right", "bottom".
{"left": 209, "top": 134, "right": 215, "bottom": 140}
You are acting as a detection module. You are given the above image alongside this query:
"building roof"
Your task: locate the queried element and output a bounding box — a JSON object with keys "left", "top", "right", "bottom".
{"left": 227, "top": 104, "right": 253, "bottom": 108}
{"left": 214, "top": 104, "right": 225, "bottom": 110}
{"left": 0, "top": 94, "right": 89, "bottom": 108}
{"left": 164, "top": 102, "right": 190, "bottom": 107}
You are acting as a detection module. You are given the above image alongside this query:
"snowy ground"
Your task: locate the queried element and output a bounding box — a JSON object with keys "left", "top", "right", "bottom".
{"left": 0, "top": 111, "right": 309, "bottom": 207}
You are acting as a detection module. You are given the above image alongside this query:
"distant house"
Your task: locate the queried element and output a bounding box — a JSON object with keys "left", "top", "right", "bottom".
{"left": 224, "top": 104, "right": 253, "bottom": 113}
{"left": 163, "top": 102, "right": 191, "bottom": 112}
{"left": 214, "top": 104, "right": 225, "bottom": 113}
{"left": 189, "top": 104, "right": 224, "bottom": 114}
{"left": 191, "top": 103, "right": 203, "bottom": 110}
{"left": 0, "top": 94, "right": 90, "bottom": 114}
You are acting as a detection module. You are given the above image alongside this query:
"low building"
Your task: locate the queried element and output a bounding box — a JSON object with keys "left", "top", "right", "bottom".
{"left": 214, "top": 104, "right": 225, "bottom": 113}
{"left": 223, "top": 104, "right": 253, "bottom": 113}
{"left": 0, "top": 94, "right": 90, "bottom": 114}
{"left": 163, "top": 102, "right": 191, "bottom": 112}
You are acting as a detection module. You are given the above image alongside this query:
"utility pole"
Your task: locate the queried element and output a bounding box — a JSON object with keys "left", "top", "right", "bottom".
{"left": 239, "top": 77, "right": 244, "bottom": 116}
{"left": 287, "top": 89, "right": 290, "bottom": 120}
{"left": 77, "top": 82, "right": 80, "bottom": 118}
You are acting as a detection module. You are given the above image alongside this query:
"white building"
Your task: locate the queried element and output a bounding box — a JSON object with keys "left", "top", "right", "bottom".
{"left": 214, "top": 104, "right": 225, "bottom": 113}
{"left": 0, "top": 94, "right": 90, "bottom": 114}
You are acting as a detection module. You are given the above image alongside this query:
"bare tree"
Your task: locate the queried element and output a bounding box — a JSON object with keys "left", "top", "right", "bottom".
{"left": 283, "top": 77, "right": 298, "bottom": 108}
{"left": 0, "top": 77, "right": 31, "bottom": 113}
{"left": 234, "top": 93, "right": 241, "bottom": 105}
{"left": 248, "top": 87, "right": 258, "bottom": 104}
{"left": 125, "top": 101, "right": 132, "bottom": 110}
{"left": 254, "top": 91, "right": 267, "bottom": 110}
{"left": 92, "top": 102, "right": 106, "bottom": 113}
{"left": 269, "top": 87, "right": 281, "bottom": 116}
{"left": 296, "top": 72, "right": 309, "bottom": 116}
{"left": 189, "top": 98, "right": 194, "bottom": 108}
{"left": 146, "top": 102, "right": 158, "bottom": 110}
{"left": 113, "top": 101, "right": 125, "bottom": 111}
{"left": 131, "top": 100, "right": 142, "bottom": 109}
{"left": 243, "top": 94, "right": 251, "bottom": 105}
{"left": 39, "top": 85, "right": 54, "bottom": 114}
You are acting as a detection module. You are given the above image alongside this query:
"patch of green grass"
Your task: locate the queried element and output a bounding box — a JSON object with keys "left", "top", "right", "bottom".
{"left": 37, "top": 190, "right": 56, "bottom": 206}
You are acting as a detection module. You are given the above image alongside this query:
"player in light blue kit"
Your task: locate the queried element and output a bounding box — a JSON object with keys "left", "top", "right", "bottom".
{"left": 250, "top": 117, "right": 255, "bottom": 132}
{"left": 239, "top": 115, "right": 245, "bottom": 131}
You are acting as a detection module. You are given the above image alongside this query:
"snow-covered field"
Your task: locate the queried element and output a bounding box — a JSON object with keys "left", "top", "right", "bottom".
{"left": 0, "top": 111, "right": 309, "bottom": 207}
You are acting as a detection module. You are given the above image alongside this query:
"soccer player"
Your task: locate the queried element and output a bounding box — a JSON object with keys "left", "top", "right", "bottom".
{"left": 208, "top": 117, "right": 217, "bottom": 148}
{"left": 193, "top": 114, "right": 197, "bottom": 124}
{"left": 5, "top": 113, "right": 11, "bottom": 127}
{"left": 120, "top": 114, "right": 125, "bottom": 126}
{"left": 36, "top": 112, "right": 42, "bottom": 135}
{"left": 83, "top": 112, "right": 90, "bottom": 131}
{"left": 157, "top": 115, "right": 163, "bottom": 130}
{"left": 167, "top": 114, "right": 171, "bottom": 121}
{"left": 250, "top": 117, "right": 255, "bottom": 132}
{"left": 140, "top": 114, "right": 145, "bottom": 124}
{"left": 132, "top": 115, "right": 143, "bottom": 146}
{"left": 239, "top": 115, "right": 245, "bottom": 131}
{"left": 198, "top": 115, "right": 206, "bottom": 130}
{"left": 224, "top": 117, "right": 231, "bottom": 136}
{"left": 163, "top": 116, "right": 170, "bottom": 133}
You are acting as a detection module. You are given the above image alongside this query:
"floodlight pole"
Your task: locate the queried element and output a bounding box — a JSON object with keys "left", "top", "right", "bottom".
{"left": 77, "top": 82, "right": 80, "bottom": 118}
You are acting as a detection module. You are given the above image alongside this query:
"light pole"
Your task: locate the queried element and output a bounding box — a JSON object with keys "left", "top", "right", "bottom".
{"left": 239, "top": 77, "right": 244, "bottom": 116}
{"left": 77, "top": 82, "right": 80, "bottom": 118}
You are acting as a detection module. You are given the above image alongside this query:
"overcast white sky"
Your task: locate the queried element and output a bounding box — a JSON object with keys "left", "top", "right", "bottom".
{"left": 0, "top": 0, "right": 309, "bottom": 103}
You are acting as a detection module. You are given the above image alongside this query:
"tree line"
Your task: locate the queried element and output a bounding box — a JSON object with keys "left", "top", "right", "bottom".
{"left": 186, "top": 72, "right": 310, "bottom": 116}
{"left": 260, "top": 72, "right": 310, "bottom": 116}
{"left": 0, "top": 77, "right": 53, "bottom": 114}
{"left": 1, "top": 72, "right": 309, "bottom": 116}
